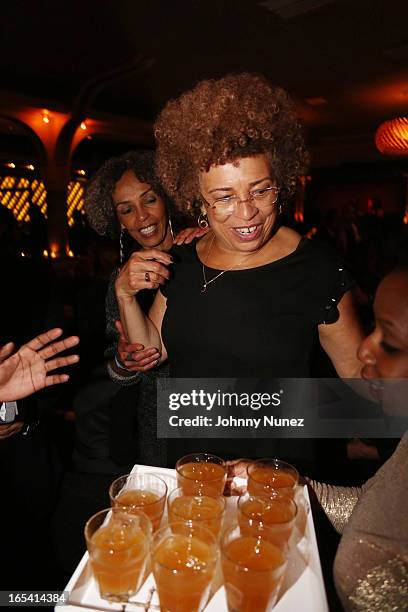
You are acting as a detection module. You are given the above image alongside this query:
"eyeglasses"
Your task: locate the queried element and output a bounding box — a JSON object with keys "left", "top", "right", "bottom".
{"left": 201, "top": 186, "right": 279, "bottom": 216}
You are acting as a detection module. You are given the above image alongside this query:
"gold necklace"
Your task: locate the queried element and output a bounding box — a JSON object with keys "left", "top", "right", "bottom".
{"left": 201, "top": 235, "right": 255, "bottom": 293}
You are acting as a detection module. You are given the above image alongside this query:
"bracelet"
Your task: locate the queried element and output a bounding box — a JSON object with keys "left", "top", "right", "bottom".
{"left": 106, "top": 361, "right": 141, "bottom": 386}
{"left": 114, "top": 353, "right": 132, "bottom": 372}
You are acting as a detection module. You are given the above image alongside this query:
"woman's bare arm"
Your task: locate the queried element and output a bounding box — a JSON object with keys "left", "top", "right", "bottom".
{"left": 115, "top": 248, "right": 171, "bottom": 360}
{"left": 318, "top": 291, "right": 364, "bottom": 378}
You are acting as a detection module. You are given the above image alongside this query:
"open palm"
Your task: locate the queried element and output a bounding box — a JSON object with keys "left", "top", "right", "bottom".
{"left": 0, "top": 329, "right": 79, "bottom": 401}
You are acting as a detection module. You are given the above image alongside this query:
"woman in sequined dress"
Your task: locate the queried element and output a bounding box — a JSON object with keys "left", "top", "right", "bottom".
{"left": 328, "top": 266, "right": 408, "bottom": 611}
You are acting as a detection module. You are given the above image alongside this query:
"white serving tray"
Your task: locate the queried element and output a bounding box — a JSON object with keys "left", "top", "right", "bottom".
{"left": 59, "top": 464, "right": 329, "bottom": 612}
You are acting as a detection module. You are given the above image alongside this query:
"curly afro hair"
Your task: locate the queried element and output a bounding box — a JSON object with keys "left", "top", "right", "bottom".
{"left": 154, "top": 73, "right": 309, "bottom": 216}
{"left": 85, "top": 150, "right": 171, "bottom": 238}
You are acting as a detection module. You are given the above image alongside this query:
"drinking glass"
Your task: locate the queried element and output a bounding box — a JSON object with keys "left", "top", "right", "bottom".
{"left": 221, "top": 523, "right": 288, "bottom": 612}
{"left": 247, "top": 458, "right": 298, "bottom": 497}
{"left": 84, "top": 507, "right": 152, "bottom": 603}
{"left": 109, "top": 473, "right": 167, "bottom": 532}
{"left": 238, "top": 490, "right": 297, "bottom": 546}
{"left": 153, "top": 521, "right": 218, "bottom": 612}
{"left": 176, "top": 453, "right": 227, "bottom": 495}
{"left": 167, "top": 487, "right": 226, "bottom": 539}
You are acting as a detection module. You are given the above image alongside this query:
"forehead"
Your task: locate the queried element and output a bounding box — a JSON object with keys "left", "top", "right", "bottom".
{"left": 199, "top": 155, "right": 271, "bottom": 187}
{"left": 113, "top": 170, "right": 151, "bottom": 199}
{"left": 375, "top": 273, "right": 408, "bottom": 334}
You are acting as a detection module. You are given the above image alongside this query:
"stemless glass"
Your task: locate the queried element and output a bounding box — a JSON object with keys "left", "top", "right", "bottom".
{"left": 167, "top": 487, "right": 226, "bottom": 539}
{"left": 176, "top": 453, "right": 227, "bottom": 495}
{"left": 109, "top": 473, "right": 167, "bottom": 532}
{"left": 247, "top": 458, "right": 299, "bottom": 497}
{"left": 238, "top": 490, "right": 298, "bottom": 546}
{"left": 84, "top": 507, "right": 152, "bottom": 603}
{"left": 221, "top": 523, "right": 288, "bottom": 612}
{"left": 152, "top": 521, "right": 218, "bottom": 612}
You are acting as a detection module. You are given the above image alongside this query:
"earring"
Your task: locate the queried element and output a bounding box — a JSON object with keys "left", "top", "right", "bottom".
{"left": 168, "top": 215, "right": 175, "bottom": 240}
{"left": 119, "top": 227, "right": 125, "bottom": 264}
{"left": 198, "top": 212, "right": 209, "bottom": 229}
{"left": 278, "top": 203, "right": 282, "bottom": 215}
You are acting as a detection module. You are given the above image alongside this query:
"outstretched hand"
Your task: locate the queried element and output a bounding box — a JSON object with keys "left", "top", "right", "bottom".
{"left": 115, "top": 320, "right": 160, "bottom": 372}
{"left": 0, "top": 329, "right": 79, "bottom": 401}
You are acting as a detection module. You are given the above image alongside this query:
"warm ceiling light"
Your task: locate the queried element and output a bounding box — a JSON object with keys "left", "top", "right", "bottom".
{"left": 80, "top": 122, "right": 87, "bottom": 130}
{"left": 26, "top": 164, "right": 35, "bottom": 170}
{"left": 42, "top": 109, "right": 51, "bottom": 124}
{"left": 375, "top": 117, "right": 408, "bottom": 155}
{"left": 305, "top": 96, "right": 327, "bottom": 106}
{"left": 7, "top": 162, "right": 16, "bottom": 168}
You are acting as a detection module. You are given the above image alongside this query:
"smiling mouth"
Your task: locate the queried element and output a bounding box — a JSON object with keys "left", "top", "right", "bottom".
{"left": 231, "top": 224, "right": 261, "bottom": 239}
{"left": 139, "top": 224, "right": 158, "bottom": 237}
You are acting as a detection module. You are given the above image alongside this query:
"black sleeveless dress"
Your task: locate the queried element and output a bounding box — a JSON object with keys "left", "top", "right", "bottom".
{"left": 161, "top": 238, "right": 352, "bottom": 470}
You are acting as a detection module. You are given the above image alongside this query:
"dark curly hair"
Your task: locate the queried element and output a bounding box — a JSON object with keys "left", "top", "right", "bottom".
{"left": 85, "top": 150, "right": 171, "bottom": 238}
{"left": 154, "top": 73, "right": 309, "bottom": 216}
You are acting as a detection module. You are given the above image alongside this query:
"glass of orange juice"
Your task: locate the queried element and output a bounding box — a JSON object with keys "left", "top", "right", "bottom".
{"left": 152, "top": 521, "right": 218, "bottom": 612}
{"left": 167, "top": 487, "right": 226, "bottom": 539}
{"left": 247, "top": 458, "right": 298, "bottom": 497}
{"left": 238, "top": 491, "right": 297, "bottom": 546}
{"left": 176, "top": 453, "right": 227, "bottom": 496}
{"left": 221, "top": 523, "right": 288, "bottom": 612}
{"left": 84, "top": 507, "right": 152, "bottom": 602}
{"left": 109, "top": 473, "right": 167, "bottom": 532}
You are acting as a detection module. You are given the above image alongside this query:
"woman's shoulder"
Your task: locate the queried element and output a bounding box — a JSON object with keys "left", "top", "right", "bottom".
{"left": 295, "top": 235, "right": 344, "bottom": 268}
{"left": 170, "top": 239, "right": 201, "bottom": 263}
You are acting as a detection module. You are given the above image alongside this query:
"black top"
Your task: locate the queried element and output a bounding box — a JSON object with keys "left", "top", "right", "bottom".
{"left": 161, "top": 238, "right": 352, "bottom": 378}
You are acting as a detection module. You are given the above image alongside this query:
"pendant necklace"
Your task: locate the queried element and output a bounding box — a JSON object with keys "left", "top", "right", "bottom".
{"left": 201, "top": 235, "right": 255, "bottom": 293}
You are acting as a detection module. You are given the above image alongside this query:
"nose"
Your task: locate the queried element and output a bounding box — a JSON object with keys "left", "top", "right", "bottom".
{"left": 357, "top": 331, "right": 377, "bottom": 367}
{"left": 135, "top": 204, "right": 149, "bottom": 222}
{"left": 234, "top": 198, "right": 259, "bottom": 220}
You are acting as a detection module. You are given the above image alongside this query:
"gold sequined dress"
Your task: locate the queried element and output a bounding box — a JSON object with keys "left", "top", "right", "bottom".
{"left": 310, "top": 434, "right": 408, "bottom": 611}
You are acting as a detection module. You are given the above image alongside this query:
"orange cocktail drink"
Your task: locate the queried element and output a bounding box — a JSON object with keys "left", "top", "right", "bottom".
{"left": 109, "top": 473, "right": 167, "bottom": 532}
{"left": 247, "top": 458, "right": 298, "bottom": 498}
{"left": 153, "top": 522, "right": 218, "bottom": 612}
{"left": 238, "top": 491, "right": 298, "bottom": 546}
{"left": 176, "top": 453, "right": 227, "bottom": 496}
{"left": 167, "top": 487, "right": 226, "bottom": 538}
{"left": 84, "top": 508, "right": 152, "bottom": 602}
{"left": 221, "top": 524, "right": 288, "bottom": 612}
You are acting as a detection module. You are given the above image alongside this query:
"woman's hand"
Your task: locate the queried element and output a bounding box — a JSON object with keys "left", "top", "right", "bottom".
{"left": 173, "top": 226, "right": 209, "bottom": 246}
{"left": 115, "top": 320, "right": 160, "bottom": 372}
{"left": 0, "top": 329, "right": 79, "bottom": 402}
{"left": 115, "top": 249, "right": 172, "bottom": 298}
{"left": 224, "top": 458, "right": 253, "bottom": 496}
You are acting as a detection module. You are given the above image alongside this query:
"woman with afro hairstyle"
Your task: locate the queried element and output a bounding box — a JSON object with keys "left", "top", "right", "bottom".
{"left": 115, "top": 75, "right": 365, "bottom": 467}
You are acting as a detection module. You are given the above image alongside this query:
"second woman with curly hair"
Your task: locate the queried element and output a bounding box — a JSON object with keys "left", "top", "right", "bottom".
{"left": 115, "top": 74, "right": 365, "bottom": 468}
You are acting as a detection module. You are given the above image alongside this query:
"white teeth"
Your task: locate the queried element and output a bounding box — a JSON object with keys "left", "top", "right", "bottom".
{"left": 140, "top": 224, "right": 157, "bottom": 235}
{"left": 234, "top": 225, "right": 257, "bottom": 235}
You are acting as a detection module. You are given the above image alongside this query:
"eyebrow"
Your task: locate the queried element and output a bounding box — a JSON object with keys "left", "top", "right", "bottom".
{"left": 378, "top": 319, "right": 395, "bottom": 330}
{"left": 114, "top": 188, "right": 152, "bottom": 206}
{"left": 378, "top": 319, "right": 405, "bottom": 341}
{"left": 208, "top": 176, "right": 273, "bottom": 194}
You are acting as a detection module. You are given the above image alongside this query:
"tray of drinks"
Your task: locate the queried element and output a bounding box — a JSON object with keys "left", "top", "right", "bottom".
{"left": 60, "top": 461, "right": 329, "bottom": 612}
